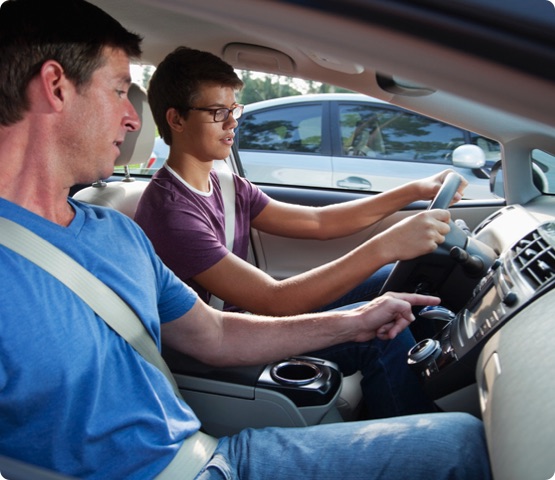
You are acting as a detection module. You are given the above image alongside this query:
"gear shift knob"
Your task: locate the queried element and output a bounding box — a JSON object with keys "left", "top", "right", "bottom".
{"left": 418, "top": 305, "right": 456, "bottom": 322}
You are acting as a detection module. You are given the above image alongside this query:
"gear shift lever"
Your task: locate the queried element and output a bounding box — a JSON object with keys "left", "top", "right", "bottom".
{"left": 418, "top": 305, "right": 456, "bottom": 322}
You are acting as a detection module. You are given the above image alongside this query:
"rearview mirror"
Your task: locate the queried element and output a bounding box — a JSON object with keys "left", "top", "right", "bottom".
{"left": 452, "top": 144, "right": 486, "bottom": 169}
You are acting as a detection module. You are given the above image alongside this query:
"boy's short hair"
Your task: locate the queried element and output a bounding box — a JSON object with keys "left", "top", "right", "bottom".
{"left": 148, "top": 46, "right": 244, "bottom": 145}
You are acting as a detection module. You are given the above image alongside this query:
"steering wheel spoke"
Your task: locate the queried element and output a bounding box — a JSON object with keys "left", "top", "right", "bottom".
{"left": 379, "top": 173, "right": 466, "bottom": 300}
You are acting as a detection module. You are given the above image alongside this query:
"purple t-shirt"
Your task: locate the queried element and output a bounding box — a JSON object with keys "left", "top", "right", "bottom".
{"left": 135, "top": 165, "right": 270, "bottom": 308}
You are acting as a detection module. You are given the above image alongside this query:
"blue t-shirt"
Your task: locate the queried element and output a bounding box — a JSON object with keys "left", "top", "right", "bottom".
{"left": 0, "top": 197, "right": 200, "bottom": 479}
{"left": 135, "top": 166, "right": 270, "bottom": 309}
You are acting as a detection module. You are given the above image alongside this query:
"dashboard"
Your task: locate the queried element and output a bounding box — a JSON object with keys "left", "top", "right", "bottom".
{"left": 407, "top": 204, "right": 555, "bottom": 400}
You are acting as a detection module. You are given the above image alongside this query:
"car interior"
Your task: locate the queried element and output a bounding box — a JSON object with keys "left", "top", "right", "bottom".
{"left": 3, "top": 0, "right": 555, "bottom": 478}
{"left": 73, "top": 81, "right": 365, "bottom": 430}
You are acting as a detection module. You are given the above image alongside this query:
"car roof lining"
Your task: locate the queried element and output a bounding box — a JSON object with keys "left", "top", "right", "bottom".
{"left": 92, "top": 0, "right": 555, "bottom": 156}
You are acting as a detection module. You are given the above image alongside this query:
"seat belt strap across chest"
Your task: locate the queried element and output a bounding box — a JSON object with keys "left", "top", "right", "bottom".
{"left": 209, "top": 160, "right": 236, "bottom": 310}
{"left": 0, "top": 216, "right": 217, "bottom": 480}
{"left": 0, "top": 217, "right": 179, "bottom": 395}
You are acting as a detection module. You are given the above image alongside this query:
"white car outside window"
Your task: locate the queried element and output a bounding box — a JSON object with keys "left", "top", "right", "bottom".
{"left": 236, "top": 93, "right": 500, "bottom": 199}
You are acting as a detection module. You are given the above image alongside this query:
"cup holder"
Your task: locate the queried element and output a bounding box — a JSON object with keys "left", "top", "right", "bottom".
{"left": 258, "top": 356, "right": 341, "bottom": 407}
{"left": 270, "top": 359, "right": 323, "bottom": 386}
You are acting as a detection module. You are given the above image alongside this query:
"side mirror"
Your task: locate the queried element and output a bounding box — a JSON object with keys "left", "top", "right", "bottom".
{"left": 452, "top": 144, "right": 486, "bottom": 169}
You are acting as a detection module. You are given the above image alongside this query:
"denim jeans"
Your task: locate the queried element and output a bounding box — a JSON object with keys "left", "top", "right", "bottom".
{"left": 310, "top": 263, "right": 436, "bottom": 418}
{"left": 194, "top": 412, "right": 491, "bottom": 479}
{"left": 307, "top": 328, "right": 435, "bottom": 419}
{"left": 316, "top": 264, "right": 394, "bottom": 312}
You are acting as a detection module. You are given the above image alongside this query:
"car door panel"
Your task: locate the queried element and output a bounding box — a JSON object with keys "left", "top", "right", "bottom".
{"left": 250, "top": 184, "right": 503, "bottom": 280}
{"left": 240, "top": 151, "right": 333, "bottom": 188}
{"left": 332, "top": 157, "right": 490, "bottom": 199}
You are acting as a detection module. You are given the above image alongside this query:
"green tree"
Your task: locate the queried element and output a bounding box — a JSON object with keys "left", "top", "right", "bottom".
{"left": 236, "top": 70, "right": 353, "bottom": 104}
{"left": 237, "top": 70, "right": 302, "bottom": 104}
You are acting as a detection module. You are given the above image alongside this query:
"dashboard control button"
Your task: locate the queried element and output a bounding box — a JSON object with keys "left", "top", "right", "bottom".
{"left": 503, "top": 292, "right": 518, "bottom": 306}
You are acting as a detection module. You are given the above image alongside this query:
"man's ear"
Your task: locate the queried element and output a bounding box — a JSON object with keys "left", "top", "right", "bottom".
{"left": 166, "top": 108, "right": 185, "bottom": 133}
{"left": 39, "top": 60, "right": 71, "bottom": 111}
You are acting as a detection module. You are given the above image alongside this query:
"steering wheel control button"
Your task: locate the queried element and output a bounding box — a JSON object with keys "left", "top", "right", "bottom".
{"left": 450, "top": 246, "right": 486, "bottom": 276}
{"left": 491, "top": 259, "right": 502, "bottom": 271}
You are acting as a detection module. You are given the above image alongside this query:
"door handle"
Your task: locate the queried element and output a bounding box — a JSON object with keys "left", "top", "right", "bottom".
{"left": 336, "top": 176, "right": 372, "bottom": 190}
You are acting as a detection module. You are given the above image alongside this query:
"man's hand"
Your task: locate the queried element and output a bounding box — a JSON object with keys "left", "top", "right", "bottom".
{"left": 352, "top": 292, "right": 441, "bottom": 341}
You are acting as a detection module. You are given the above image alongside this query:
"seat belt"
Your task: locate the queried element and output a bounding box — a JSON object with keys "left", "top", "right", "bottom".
{"left": 0, "top": 216, "right": 217, "bottom": 480}
{"left": 209, "top": 160, "right": 236, "bottom": 310}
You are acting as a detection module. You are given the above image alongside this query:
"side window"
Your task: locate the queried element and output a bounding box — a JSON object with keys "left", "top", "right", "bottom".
{"left": 468, "top": 133, "right": 502, "bottom": 162}
{"left": 339, "top": 104, "right": 466, "bottom": 163}
{"left": 238, "top": 104, "right": 322, "bottom": 153}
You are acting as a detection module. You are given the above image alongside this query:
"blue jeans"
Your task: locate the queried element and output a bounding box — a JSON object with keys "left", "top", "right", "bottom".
{"left": 312, "top": 263, "right": 436, "bottom": 418}
{"left": 316, "top": 264, "right": 393, "bottom": 311}
{"left": 307, "top": 328, "right": 435, "bottom": 418}
{"left": 195, "top": 412, "right": 491, "bottom": 479}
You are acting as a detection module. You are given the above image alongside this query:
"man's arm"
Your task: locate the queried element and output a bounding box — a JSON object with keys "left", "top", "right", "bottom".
{"left": 161, "top": 292, "right": 440, "bottom": 367}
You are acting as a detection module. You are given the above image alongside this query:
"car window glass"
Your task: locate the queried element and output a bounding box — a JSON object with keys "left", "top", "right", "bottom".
{"left": 238, "top": 104, "right": 322, "bottom": 153}
{"left": 115, "top": 65, "right": 502, "bottom": 200}
{"left": 339, "top": 104, "right": 466, "bottom": 164}
{"left": 468, "top": 134, "right": 501, "bottom": 162}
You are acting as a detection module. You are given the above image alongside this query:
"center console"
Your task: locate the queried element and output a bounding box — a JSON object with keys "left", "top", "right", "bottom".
{"left": 408, "top": 221, "right": 555, "bottom": 398}
{"left": 163, "top": 347, "right": 343, "bottom": 437}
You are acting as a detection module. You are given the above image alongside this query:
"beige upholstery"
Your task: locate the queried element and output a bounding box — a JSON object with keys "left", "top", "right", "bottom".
{"left": 74, "top": 180, "right": 148, "bottom": 218}
{"left": 335, "top": 371, "right": 363, "bottom": 421}
{"left": 73, "top": 83, "right": 155, "bottom": 218}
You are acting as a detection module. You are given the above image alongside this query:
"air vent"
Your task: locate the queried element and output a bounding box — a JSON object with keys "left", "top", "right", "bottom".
{"left": 512, "top": 228, "right": 555, "bottom": 290}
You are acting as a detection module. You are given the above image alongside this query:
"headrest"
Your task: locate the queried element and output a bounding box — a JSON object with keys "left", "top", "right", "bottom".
{"left": 115, "top": 83, "right": 156, "bottom": 167}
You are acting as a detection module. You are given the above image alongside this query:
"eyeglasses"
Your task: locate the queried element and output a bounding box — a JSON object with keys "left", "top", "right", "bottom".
{"left": 187, "top": 103, "right": 244, "bottom": 123}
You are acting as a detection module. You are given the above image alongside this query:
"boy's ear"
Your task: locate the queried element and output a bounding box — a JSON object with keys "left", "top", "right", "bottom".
{"left": 166, "top": 108, "right": 185, "bottom": 132}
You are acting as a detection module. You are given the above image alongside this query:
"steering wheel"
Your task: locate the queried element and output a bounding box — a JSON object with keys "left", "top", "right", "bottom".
{"left": 378, "top": 172, "right": 470, "bottom": 303}
{"left": 427, "top": 172, "right": 462, "bottom": 211}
